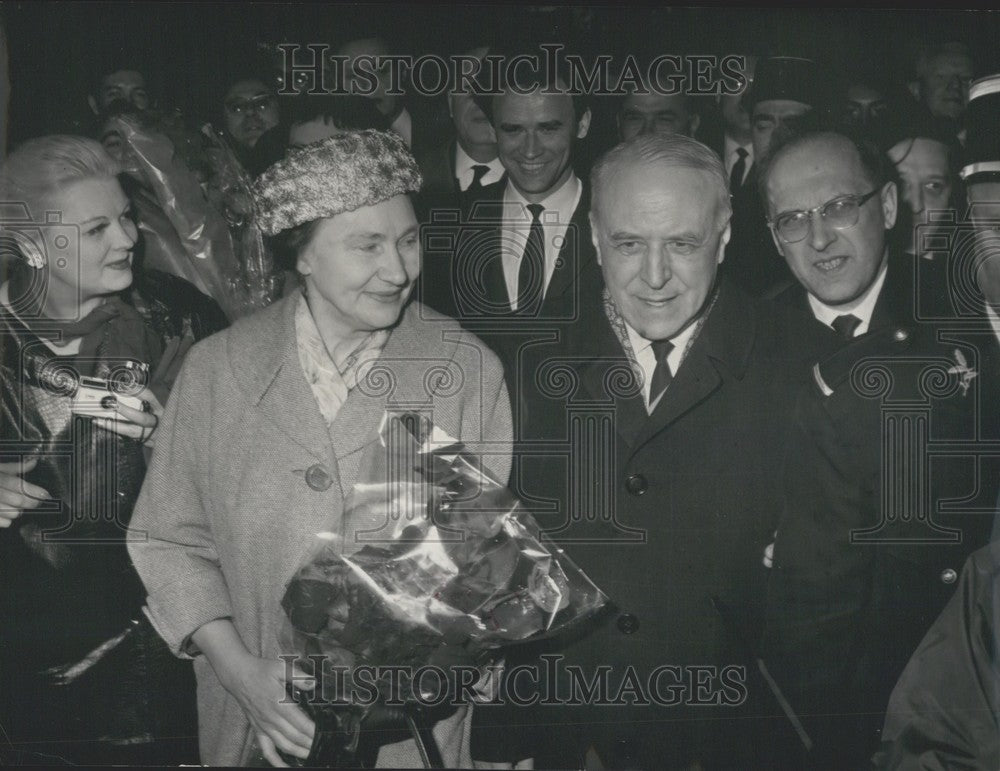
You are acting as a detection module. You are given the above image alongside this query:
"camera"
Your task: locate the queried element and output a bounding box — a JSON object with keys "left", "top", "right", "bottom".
{"left": 70, "top": 376, "right": 146, "bottom": 417}
{"left": 31, "top": 358, "right": 149, "bottom": 418}
{"left": 70, "top": 360, "right": 149, "bottom": 418}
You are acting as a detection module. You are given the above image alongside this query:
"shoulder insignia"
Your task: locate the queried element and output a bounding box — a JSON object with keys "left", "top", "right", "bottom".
{"left": 947, "top": 348, "right": 978, "bottom": 396}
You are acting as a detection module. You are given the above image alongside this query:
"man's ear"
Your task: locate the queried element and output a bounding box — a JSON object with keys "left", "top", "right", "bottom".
{"left": 576, "top": 107, "right": 592, "bottom": 140}
{"left": 881, "top": 180, "right": 898, "bottom": 231}
{"left": 717, "top": 220, "right": 731, "bottom": 264}
{"left": 88, "top": 95, "right": 100, "bottom": 116}
{"left": 689, "top": 113, "right": 701, "bottom": 138}
{"left": 766, "top": 211, "right": 785, "bottom": 258}
{"left": 589, "top": 211, "right": 602, "bottom": 266}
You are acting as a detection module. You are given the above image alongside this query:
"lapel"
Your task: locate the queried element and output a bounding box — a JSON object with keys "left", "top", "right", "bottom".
{"left": 447, "top": 140, "right": 459, "bottom": 194}
{"left": 575, "top": 315, "right": 649, "bottom": 445}
{"left": 228, "top": 293, "right": 336, "bottom": 468}
{"left": 327, "top": 301, "right": 455, "bottom": 461}
{"left": 630, "top": 280, "right": 756, "bottom": 456}
{"left": 544, "top": 184, "right": 598, "bottom": 314}
{"left": 871, "top": 251, "right": 916, "bottom": 330}
{"left": 463, "top": 181, "right": 511, "bottom": 313}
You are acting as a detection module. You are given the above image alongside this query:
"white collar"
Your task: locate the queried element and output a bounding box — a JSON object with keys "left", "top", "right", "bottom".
{"left": 724, "top": 135, "right": 753, "bottom": 162}
{"left": 454, "top": 144, "right": 505, "bottom": 189}
{"left": 503, "top": 173, "right": 581, "bottom": 221}
{"left": 624, "top": 316, "right": 699, "bottom": 412}
{"left": 807, "top": 258, "right": 889, "bottom": 335}
{"left": 625, "top": 317, "right": 698, "bottom": 368}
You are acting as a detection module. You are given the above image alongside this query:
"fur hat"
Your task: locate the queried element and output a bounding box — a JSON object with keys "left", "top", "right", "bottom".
{"left": 253, "top": 129, "right": 422, "bottom": 235}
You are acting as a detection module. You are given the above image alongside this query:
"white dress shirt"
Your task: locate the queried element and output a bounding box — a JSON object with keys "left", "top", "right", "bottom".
{"left": 807, "top": 261, "right": 889, "bottom": 337}
{"left": 454, "top": 144, "right": 505, "bottom": 191}
{"left": 500, "top": 175, "right": 583, "bottom": 310}
{"left": 724, "top": 136, "right": 753, "bottom": 187}
{"left": 624, "top": 319, "right": 698, "bottom": 414}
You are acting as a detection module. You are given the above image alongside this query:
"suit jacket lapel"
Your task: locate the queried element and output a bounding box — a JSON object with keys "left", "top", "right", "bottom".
{"left": 631, "top": 348, "right": 723, "bottom": 454}
{"left": 229, "top": 294, "right": 336, "bottom": 468}
{"left": 544, "top": 186, "right": 597, "bottom": 312}
{"left": 328, "top": 302, "right": 451, "bottom": 461}
{"left": 574, "top": 311, "right": 653, "bottom": 446}
{"left": 871, "top": 252, "right": 916, "bottom": 330}
{"left": 630, "top": 280, "right": 755, "bottom": 456}
{"left": 464, "top": 183, "right": 513, "bottom": 314}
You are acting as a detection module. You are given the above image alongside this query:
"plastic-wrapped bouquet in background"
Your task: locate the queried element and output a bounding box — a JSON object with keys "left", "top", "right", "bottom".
{"left": 106, "top": 111, "right": 283, "bottom": 319}
{"left": 279, "top": 411, "right": 607, "bottom": 711}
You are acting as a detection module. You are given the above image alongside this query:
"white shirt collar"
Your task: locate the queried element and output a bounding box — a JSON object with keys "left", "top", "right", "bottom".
{"left": 454, "top": 144, "right": 505, "bottom": 191}
{"left": 624, "top": 318, "right": 699, "bottom": 413}
{"left": 503, "top": 172, "right": 580, "bottom": 216}
{"left": 499, "top": 174, "right": 583, "bottom": 310}
{"left": 807, "top": 258, "right": 889, "bottom": 337}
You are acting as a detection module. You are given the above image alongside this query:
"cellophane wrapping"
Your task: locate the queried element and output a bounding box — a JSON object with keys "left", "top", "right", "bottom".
{"left": 108, "top": 112, "right": 283, "bottom": 320}
{"left": 279, "top": 411, "right": 607, "bottom": 703}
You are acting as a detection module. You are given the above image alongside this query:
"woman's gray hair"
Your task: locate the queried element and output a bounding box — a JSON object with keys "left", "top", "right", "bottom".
{"left": 0, "top": 135, "right": 121, "bottom": 218}
{"left": 590, "top": 133, "right": 733, "bottom": 230}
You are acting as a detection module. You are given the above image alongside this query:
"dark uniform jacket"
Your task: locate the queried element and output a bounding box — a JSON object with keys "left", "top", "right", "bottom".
{"left": 875, "top": 540, "right": 1000, "bottom": 770}
{"left": 762, "top": 320, "right": 999, "bottom": 770}
{"left": 476, "top": 278, "right": 835, "bottom": 769}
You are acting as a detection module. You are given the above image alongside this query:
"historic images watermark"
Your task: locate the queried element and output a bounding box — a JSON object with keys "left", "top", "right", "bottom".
{"left": 274, "top": 44, "right": 750, "bottom": 99}
{"left": 281, "top": 654, "right": 749, "bottom": 710}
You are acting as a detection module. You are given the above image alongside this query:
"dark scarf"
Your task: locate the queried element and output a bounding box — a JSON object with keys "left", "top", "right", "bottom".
{"left": 8, "top": 265, "right": 162, "bottom": 377}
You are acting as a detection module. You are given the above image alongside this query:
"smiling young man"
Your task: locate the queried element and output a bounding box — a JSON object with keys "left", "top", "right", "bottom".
{"left": 418, "top": 45, "right": 603, "bottom": 376}
{"left": 763, "top": 128, "right": 910, "bottom": 339}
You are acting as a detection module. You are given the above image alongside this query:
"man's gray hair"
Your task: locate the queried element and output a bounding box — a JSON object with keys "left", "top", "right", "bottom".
{"left": 590, "top": 133, "right": 732, "bottom": 229}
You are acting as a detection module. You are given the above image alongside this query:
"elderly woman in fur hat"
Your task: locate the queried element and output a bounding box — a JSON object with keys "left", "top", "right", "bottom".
{"left": 129, "top": 130, "right": 513, "bottom": 767}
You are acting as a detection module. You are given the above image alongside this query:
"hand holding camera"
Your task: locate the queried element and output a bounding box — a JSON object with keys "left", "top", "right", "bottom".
{"left": 89, "top": 386, "right": 164, "bottom": 448}
{"left": 66, "top": 361, "right": 164, "bottom": 447}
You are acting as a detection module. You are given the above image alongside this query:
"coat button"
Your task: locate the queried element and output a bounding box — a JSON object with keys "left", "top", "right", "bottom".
{"left": 625, "top": 474, "right": 647, "bottom": 496}
{"left": 940, "top": 568, "right": 958, "bottom": 584}
{"left": 305, "top": 464, "right": 333, "bottom": 491}
{"left": 617, "top": 613, "right": 640, "bottom": 634}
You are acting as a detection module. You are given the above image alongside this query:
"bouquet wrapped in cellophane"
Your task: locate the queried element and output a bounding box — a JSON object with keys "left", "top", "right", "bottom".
{"left": 106, "top": 111, "right": 283, "bottom": 320}
{"left": 279, "top": 411, "right": 607, "bottom": 705}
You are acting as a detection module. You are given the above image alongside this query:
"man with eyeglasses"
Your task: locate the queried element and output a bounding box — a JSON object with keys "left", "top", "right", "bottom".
{"left": 763, "top": 128, "right": 904, "bottom": 339}
{"left": 760, "top": 124, "right": 996, "bottom": 769}
{"left": 223, "top": 79, "right": 281, "bottom": 153}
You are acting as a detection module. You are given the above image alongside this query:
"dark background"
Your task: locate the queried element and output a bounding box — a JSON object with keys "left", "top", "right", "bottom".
{"left": 3, "top": 3, "right": 1000, "bottom": 149}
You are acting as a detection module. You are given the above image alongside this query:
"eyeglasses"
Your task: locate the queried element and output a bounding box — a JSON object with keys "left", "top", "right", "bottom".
{"left": 225, "top": 94, "right": 276, "bottom": 116}
{"left": 769, "top": 188, "right": 881, "bottom": 244}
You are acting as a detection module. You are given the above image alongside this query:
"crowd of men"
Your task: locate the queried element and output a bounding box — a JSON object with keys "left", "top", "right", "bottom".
{"left": 4, "top": 14, "right": 1000, "bottom": 770}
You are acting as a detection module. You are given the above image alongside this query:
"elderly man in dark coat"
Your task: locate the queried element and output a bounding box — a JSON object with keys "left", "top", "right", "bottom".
{"left": 475, "top": 133, "right": 835, "bottom": 770}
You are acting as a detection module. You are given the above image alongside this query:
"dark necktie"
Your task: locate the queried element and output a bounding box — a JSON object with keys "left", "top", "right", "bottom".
{"left": 831, "top": 313, "right": 862, "bottom": 340}
{"left": 729, "top": 147, "right": 748, "bottom": 191}
{"left": 648, "top": 339, "right": 675, "bottom": 405}
{"left": 468, "top": 164, "right": 490, "bottom": 190}
{"left": 517, "top": 204, "right": 545, "bottom": 315}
